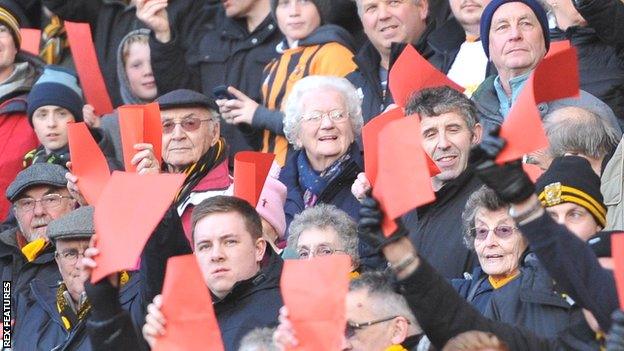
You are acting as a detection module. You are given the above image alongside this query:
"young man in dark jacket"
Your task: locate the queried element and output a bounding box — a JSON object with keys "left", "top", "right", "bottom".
{"left": 83, "top": 196, "right": 282, "bottom": 351}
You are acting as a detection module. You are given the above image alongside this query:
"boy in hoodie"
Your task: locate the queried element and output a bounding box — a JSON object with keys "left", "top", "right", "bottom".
{"left": 216, "top": 0, "right": 357, "bottom": 166}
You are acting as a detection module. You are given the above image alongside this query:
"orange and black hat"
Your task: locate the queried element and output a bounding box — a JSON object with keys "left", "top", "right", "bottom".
{"left": 536, "top": 156, "right": 606, "bottom": 227}
{"left": 0, "top": 6, "right": 21, "bottom": 49}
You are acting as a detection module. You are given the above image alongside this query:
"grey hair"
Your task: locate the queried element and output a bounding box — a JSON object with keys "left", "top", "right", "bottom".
{"left": 287, "top": 204, "right": 359, "bottom": 266}
{"left": 349, "top": 271, "right": 421, "bottom": 335}
{"left": 283, "top": 76, "right": 363, "bottom": 149}
{"left": 544, "top": 107, "right": 620, "bottom": 160}
{"left": 405, "top": 86, "right": 480, "bottom": 132}
{"left": 461, "top": 186, "right": 509, "bottom": 250}
{"left": 238, "top": 327, "right": 278, "bottom": 351}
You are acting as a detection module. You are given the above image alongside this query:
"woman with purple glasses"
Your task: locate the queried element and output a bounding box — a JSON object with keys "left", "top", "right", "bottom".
{"left": 451, "top": 185, "right": 529, "bottom": 314}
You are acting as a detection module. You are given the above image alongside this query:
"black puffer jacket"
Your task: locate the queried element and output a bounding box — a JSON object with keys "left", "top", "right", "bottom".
{"left": 150, "top": 2, "right": 282, "bottom": 161}
{"left": 551, "top": 27, "right": 624, "bottom": 124}
{"left": 346, "top": 23, "right": 435, "bottom": 125}
{"left": 487, "top": 254, "right": 587, "bottom": 340}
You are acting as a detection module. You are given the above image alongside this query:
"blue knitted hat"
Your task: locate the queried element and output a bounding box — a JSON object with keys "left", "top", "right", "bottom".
{"left": 480, "top": 0, "right": 550, "bottom": 58}
{"left": 27, "top": 65, "right": 84, "bottom": 125}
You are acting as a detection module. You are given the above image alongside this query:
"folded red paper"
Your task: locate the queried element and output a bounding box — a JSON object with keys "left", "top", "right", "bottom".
{"left": 65, "top": 21, "right": 113, "bottom": 115}
{"left": 92, "top": 172, "right": 185, "bottom": 283}
{"left": 154, "top": 254, "right": 225, "bottom": 351}
{"left": 118, "top": 106, "right": 144, "bottom": 172}
{"left": 362, "top": 107, "right": 404, "bottom": 186}
{"left": 497, "top": 47, "right": 579, "bottom": 164}
{"left": 373, "top": 116, "right": 436, "bottom": 235}
{"left": 234, "top": 151, "right": 275, "bottom": 206}
{"left": 389, "top": 45, "right": 463, "bottom": 107}
{"left": 281, "top": 255, "right": 351, "bottom": 351}
{"left": 67, "top": 122, "right": 110, "bottom": 205}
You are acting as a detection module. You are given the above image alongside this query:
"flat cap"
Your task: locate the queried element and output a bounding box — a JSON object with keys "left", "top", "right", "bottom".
{"left": 6, "top": 163, "right": 68, "bottom": 201}
{"left": 47, "top": 206, "right": 94, "bottom": 243}
{"left": 156, "top": 89, "right": 218, "bottom": 111}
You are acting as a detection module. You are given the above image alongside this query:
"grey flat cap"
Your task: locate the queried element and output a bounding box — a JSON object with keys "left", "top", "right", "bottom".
{"left": 47, "top": 206, "right": 94, "bottom": 243}
{"left": 6, "top": 163, "right": 68, "bottom": 201}
{"left": 156, "top": 89, "right": 218, "bottom": 111}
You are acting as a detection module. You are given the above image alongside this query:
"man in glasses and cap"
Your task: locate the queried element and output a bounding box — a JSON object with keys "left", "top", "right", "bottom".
{"left": 68, "top": 88, "right": 233, "bottom": 242}
{"left": 0, "top": 163, "right": 77, "bottom": 303}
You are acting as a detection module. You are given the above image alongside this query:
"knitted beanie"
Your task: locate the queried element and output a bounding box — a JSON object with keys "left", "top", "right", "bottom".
{"left": 535, "top": 156, "right": 606, "bottom": 227}
{"left": 0, "top": 6, "right": 21, "bottom": 49}
{"left": 27, "top": 65, "right": 84, "bottom": 125}
{"left": 270, "top": 0, "right": 331, "bottom": 25}
{"left": 480, "top": 0, "right": 550, "bottom": 58}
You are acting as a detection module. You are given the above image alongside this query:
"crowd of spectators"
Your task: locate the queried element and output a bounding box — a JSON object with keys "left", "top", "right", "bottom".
{"left": 0, "top": 0, "right": 623, "bottom": 350}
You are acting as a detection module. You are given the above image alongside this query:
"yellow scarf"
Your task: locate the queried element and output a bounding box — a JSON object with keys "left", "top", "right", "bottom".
{"left": 385, "top": 345, "right": 408, "bottom": 351}
{"left": 349, "top": 271, "right": 360, "bottom": 280}
{"left": 488, "top": 272, "right": 520, "bottom": 289}
{"left": 21, "top": 238, "right": 47, "bottom": 262}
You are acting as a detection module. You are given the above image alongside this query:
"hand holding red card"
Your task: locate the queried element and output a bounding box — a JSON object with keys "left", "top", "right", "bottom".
{"left": 154, "top": 255, "right": 225, "bottom": 351}
{"left": 281, "top": 255, "right": 351, "bottom": 351}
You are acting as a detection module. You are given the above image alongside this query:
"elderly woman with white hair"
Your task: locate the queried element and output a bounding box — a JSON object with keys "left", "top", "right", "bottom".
{"left": 279, "top": 76, "right": 364, "bottom": 230}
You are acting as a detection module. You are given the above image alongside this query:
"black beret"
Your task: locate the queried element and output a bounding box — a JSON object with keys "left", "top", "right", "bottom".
{"left": 156, "top": 89, "right": 218, "bottom": 112}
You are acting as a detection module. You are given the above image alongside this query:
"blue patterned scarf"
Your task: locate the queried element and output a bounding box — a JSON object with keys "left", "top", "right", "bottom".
{"left": 297, "top": 146, "right": 353, "bottom": 208}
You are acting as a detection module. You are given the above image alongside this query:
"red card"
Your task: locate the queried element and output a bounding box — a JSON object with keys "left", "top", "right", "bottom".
{"left": 92, "top": 172, "right": 185, "bottom": 283}
{"left": 118, "top": 106, "right": 145, "bottom": 172}
{"left": 154, "top": 255, "right": 225, "bottom": 351}
{"left": 19, "top": 28, "right": 41, "bottom": 56}
{"left": 233, "top": 152, "right": 276, "bottom": 206}
{"left": 362, "top": 107, "right": 404, "bottom": 185}
{"left": 373, "top": 117, "right": 436, "bottom": 235}
{"left": 67, "top": 122, "right": 110, "bottom": 205}
{"left": 389, "top": 45, "right": 463, "bottom": 107}
{"left": 612, "top": 233, "right": 624, "bottom": 309}
{"left": 281, "top": 255, "right": 351, "bottom": 351}
{"left": 143, "top": 102, "right": 163, "bottom": 165}
{"left": 545, "top": 40, "right": 571, "bottom": 59}
{"left": 65, "top": 21, "right": 113, "bottom": 116}
{"left": 496, "top": 47, "right": 579, "bottom": 164}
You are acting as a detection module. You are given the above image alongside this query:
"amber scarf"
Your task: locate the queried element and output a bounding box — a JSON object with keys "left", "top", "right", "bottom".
{"left": 173, "top": 138, "right": 227, "bottom": 207}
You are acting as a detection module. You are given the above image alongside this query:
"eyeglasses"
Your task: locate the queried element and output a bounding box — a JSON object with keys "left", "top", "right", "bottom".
{"left": 161, "top": 117, "right": 213, "bottom": 134}
{"left": 345, "top": 316, "right": 402, "bottom": 339}
{"left": 296, "top": 245, "right": 346, "bottom": 259}
{"left": 472, "top": 225, "right": 517, "bottom": 240}
{"left": 55, "top": 249, "right": 86, "bottom": 264}
{"left": 301, "top": 109, "right": 348, "bottom": 123}
{"left": 14, "top": 194, "right": 73, "bottom": 212}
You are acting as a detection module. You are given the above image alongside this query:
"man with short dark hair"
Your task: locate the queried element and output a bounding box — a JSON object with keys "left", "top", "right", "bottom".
{"left": 353, "top": 86, "right": 483, "bottom": 278}
{"left": 141, "top": 196, "right": 282, "bottom": 351}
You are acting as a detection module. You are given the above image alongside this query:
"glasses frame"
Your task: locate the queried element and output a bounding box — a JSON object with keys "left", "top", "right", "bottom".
{"left": 296, "top": 246, "right": 346, "bottom": 259}
{"left": 161, "top": 117, "right": 214, "bottom": 134}
{"left": 345, "top": 315, "right": 401, "bottom": 338}
{"left": 13, "top": 194, "right": 73, "bottom": 213}
{"left": 55, "top": 249, "right": 87, "bottom": 264}
{"left": 300, "top": 109, "right": 348, "bottom": 124}
{"left": 472, "top": 225, "right": 517, "bottom": 241}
